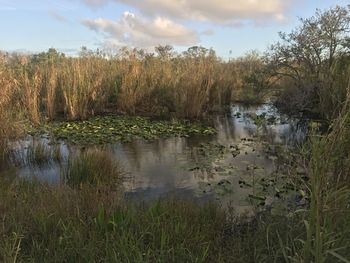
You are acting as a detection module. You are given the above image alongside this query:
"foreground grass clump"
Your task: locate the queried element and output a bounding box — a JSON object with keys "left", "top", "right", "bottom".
{"left": 30, "top": 115, "right": 216, "bottom": 145}
{"left": 268, "top": 91, "right": 350, "bottom": 262}
{"left": 301, "top": 96, "right": 350, "bottom": 262}
{"left": 65, "top": 149, "right": 122, "bottom": 188}
{"left": 0, "top": 174, "right": 310, "bottom": 263}
{"left": 0, "top": 176, "right": 225, "bottom": 262}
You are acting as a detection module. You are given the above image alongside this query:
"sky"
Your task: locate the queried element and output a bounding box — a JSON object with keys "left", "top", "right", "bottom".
{"left": 0, "top": 0, "right": 348, "bottom": 58}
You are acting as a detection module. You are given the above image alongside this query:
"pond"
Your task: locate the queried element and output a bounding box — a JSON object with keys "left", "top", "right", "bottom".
{"left": 13, "top": 103, "right": 308, "bottom": 213}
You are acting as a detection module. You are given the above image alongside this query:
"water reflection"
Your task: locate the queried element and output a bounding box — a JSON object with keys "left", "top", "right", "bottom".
{"left": 16, "top": 103, "right": 308, "bottom": 210}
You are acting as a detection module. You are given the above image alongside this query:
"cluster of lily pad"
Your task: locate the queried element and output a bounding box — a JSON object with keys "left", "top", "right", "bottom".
{"left": 184, "top": 137, "right": 308, "bottom": 208}
{"left": 242, "top": 144, "right": 308, "bottom": 208}
{"left": 28, "top": 115, "right": 216, "bottom": 145}
{"left": 188, "top": 142, "right": 229, "bottom": 175}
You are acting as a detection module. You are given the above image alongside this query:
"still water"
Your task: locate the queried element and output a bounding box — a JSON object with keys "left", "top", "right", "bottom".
{"left": 15, "top": 104, "right": 308, "bottom": 211}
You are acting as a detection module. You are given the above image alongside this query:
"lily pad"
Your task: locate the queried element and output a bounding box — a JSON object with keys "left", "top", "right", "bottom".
{"left": 28, "top": 115, "right": 216, "bottom": 145}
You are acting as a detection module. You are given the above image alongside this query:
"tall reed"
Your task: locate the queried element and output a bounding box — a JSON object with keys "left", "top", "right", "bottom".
{"left": 0, "top": 55, "right": 19, "bottom": 163}
{"left": 18, "top": 60, "right": 42, "bottom": 124}
{"left": 59, "top": 58, "right": 98, "bottom": 120}
{"left": 174, "top": 55, "right": 215, "bottom": 118}
{"left": 0, "top": 47, "right": 269, "bottom": 123}
{"left": 115, "top": 52, "right": 171, "bottom": 115}
{"left": 43, "top": 63, "right": 58, "bottom": 120}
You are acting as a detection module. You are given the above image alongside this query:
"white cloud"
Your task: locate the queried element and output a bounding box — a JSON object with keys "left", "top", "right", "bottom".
{"left": 81, "top": 0, "right": 291, "bottom": 25}
{"left": 80, "top": 0, "right": 295, "bottom": 50}
{"left": 82, "top": 12, "right": 199, "bottom": 48}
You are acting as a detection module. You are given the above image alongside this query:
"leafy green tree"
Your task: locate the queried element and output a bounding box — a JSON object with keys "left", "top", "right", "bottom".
{"left": 269, "top": 5, "right": 350, "bottom": 117}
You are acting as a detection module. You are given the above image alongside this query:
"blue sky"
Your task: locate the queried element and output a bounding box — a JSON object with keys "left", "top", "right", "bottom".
{"left": 0, "top": 0, "right": 348, "bottom": 58}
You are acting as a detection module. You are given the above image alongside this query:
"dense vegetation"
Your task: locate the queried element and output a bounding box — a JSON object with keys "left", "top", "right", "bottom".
{"left": 0, "top": 45, "right": 263, "bottom": 124}
{"left": 0, "top": 4, "right": 350, "bottom": 263}
{"left": 269, "top": 5, "right": 350, "bottom": 119}
{"left": 28, "top": 115, "right": 216, "bottom": 144}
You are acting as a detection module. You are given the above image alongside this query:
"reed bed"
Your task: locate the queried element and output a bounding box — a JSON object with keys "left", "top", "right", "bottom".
{"left": 0, "top": 47, "right": 264, "bottom": 126}
{"left": 0, "top": 55, "right": 20, "bottom": 165}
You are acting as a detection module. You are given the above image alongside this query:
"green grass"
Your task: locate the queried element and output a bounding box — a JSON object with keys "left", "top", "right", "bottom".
{"left": 0, "top": 173, "right": 310, "bottom": 263}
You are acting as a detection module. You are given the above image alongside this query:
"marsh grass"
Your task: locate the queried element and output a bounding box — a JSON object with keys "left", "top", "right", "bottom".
{"left": 65, "top": 148, "right": 122, "bottom": 188}
{"left": 43, "top": 63, "right": 58, "bottom": 120}
{"left": 175, "top": 56, "right": 215, "bottom": 118}
{"left": 302, "top": 88, "right": 350, "bottom": 262}
{"left": 0, "top": 174, "right": 224, "bottom": 262}
{"left": 0, "top": 47, "right": 267, "bottom": 127}
{"left": 19, "top": 63, "right": 42, "bottom": 124}
{"left": 0, "top": 169, "right": 337, "bottom": 263}
{"left": 271, "top": 86, "right": 350, "bottom": 262}
{"left": 58, "top": 58, "right": 117, "bottom": 120}
{"left": 25, "top": 140, "right": 53, "bottom": 166}
{"left": 0, "top": 56, "right": 20, "bottom": 168}
{"left": 0, "top": 171, "right": 309, "bottom": 263}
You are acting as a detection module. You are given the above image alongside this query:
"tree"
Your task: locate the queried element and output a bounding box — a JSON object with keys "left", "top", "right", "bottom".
{"left": 269, "top": 5, "right": 349, "bottom": 82}
{"left": 269, "top": 5, "right": 350, "bottom": 117}
{"left": 183, "top": 46, "right": 216, "bottom": 59}
{"left": 32, "top": 48, "right": 65, "bottom": 64}
{"left": 155, "top": 45, "right": 174, "bottom": 60}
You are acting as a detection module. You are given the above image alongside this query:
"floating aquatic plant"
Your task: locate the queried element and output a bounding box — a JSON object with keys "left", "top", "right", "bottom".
{"left": 28, "top": 115, "right": 216, "bottom": 145}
